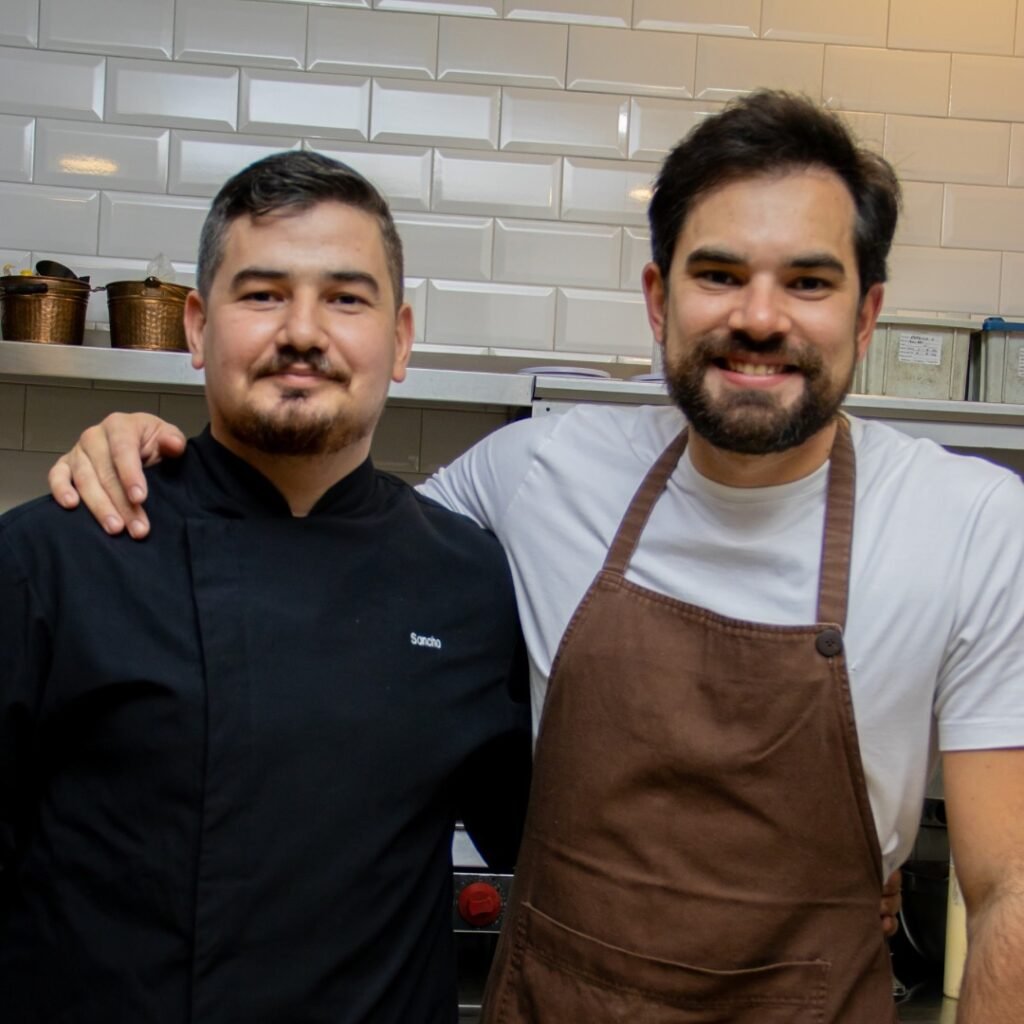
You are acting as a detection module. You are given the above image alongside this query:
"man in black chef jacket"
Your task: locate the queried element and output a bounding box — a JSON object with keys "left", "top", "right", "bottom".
{"left": 0, "top": 151, "right": 531, "bottom": 1023}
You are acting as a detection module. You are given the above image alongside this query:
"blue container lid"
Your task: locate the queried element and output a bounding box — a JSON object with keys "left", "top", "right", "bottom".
{"left": 982, "top": 316, "right": 1024, "bottom": 332}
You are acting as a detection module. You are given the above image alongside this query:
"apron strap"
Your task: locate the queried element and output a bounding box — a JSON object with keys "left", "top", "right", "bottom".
{"left": 815, "top": 415, "right": 856, "bottom": 628}
{"left": 604, "top": 429, "right": 689, "bottom": 576}
{"left": 603, "top": 416, "right": 857, "bottom": 630}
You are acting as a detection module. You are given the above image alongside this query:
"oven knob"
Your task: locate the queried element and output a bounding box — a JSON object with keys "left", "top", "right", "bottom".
{"left": 457, "top": 882, "right": 503, "bottom": 927}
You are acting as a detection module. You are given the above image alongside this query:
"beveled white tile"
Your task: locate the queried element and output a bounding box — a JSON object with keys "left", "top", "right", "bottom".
{"left": 494, "top": 218, "right": 621, "bottom": 287}
{"left": 836, "top": 110, "right": 885, "bottom": 153}
{"left": 0, "top": 46, "right": 104, "bottom": 122}
{"left": 633, "top": 0, "right": 758, "bottom": 38}
{"left": 371, "top": 78, "right": 499, "bottom": 148}
{"left": 308, "top": 8, "right": 437, "bottom": 80}
{"left": 504, "top": 0, "right": 630, "bottom": 27}
{"left": 1009, "top": 125, "right": 1024, "bottom": 187}
{"left": 425, "top": 279, "right": 555, "bottom": 348}
{"left": 432, "top": 149, "right": 561, "bottom": 218}
{"left": 107, "top": 58, "right": 239, "bottom": 131}
{"left": 628, "top": 96, "right": 722, "bottom": 159}
{"left": 567, "top": 25, "right": 695, "bottom": 98}
{"left": 942, "top": 185, "right": 1024, "bottom": 253}
{"left": 1018, "top": 11, "right": 1024, "bottom": 56}
{"left": 403, "top": 277, "right": 427, "bottom": 339}
{"left": 420, "top": 408, "right": 508, "bottom": 473}
{"left": 884, "top": 115, "right": 1010, "bottom": 187}
{"left": 175, "top": 0, "right": 307, "bottom": 69}
{"left": 99, "top": 191, "right": 210, "bottom": 261}
{"left": 370, "top": 405, "right": 422, "bottom": 472}
{"left": 501, "top": 88, "right": 627, "bottom": 158}
{"left": 376, "top": 0, "right": 500, "bottom": 14}
{"left": 312, "top": 141, "right": 431, "bottom": 211}
{"left": 562, "top": 156, "right": 657, "bottom": 226}
{"left": 889, "top": 0, "right": 1015, "bottom": 56}
{"left": 25, "top": 386, "right": 161, "bottom": 453}
{"left": 950, "top": 55, "right": 1024, "bottom": 123}
{"left": 438, "top": 17, "right": 567, "bottom": 88}
{"left": 695, "top": 37, "right": 824, "bottom": 102}
{"left": 170, "top": 131, "right": 301, "bottom": 197}
{"left": 1, "top": 0, "right": 40, "bottom": 47}
{"left": 0, "top": 451, "right": 62, "bottom": 510}
{"left": 555, "top": 287, "right": 649, "bottom": 355}
{"left": 885, "top": 245, "right": 1001, "bottom": 315}
{"left": 35, "top": 120, "right": 169, "bottom": 193}
{"left": 0, "top": 115, "right": 34, "bottom": 183}
{"left": 394, "top": 212, "right": 493, "bottom": 279}
{"left": 40, "top": 0, "right": 173, "bottom": 58}
{"left": 761, "top": 0, "right": 888, "bottom": 46}
{"left": 998, "top": 253, "right": 1024, "bottom": 316}
{"left": 0, "top": 182, "right": 99, "bottom": 254}
{"left": 158, "top": 394, "right": 209, "bottom": 439}
{"left": 0, "top": 384, "right": 25, "bottom": 449}
{"left": 241, "top": 69, "right": 369, "bottom": 139}
{"left": 620, "top": 227, "right": 650, "bottom": 288}
{"left": 824, "top": 47, "right": 950, "bottom": 117}
{"left": 269, "top": 0, "right": 367, "bottom": 5}
{"left": 30, "top": 252, "right": 196, "bottom": 323}
{"left": 893, "top": 181, "right": 942, "bottom": 247}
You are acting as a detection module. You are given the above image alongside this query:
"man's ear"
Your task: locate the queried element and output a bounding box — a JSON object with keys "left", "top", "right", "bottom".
{"left": 390, "top": 302, "right": 414, "bottom": 384}
{"left": 183, "top": 290, "right": 207, "bottom": 370}
{"left": 642, "top": 261, "right": 668, "bottom": 351}
{"left": 855, "top": 283, "right": 884, "bottom": 362}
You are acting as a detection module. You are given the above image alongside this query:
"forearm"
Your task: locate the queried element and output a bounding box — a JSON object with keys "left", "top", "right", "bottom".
{"left": 956, "top": 887, "right": 1024, "bottom": 1022}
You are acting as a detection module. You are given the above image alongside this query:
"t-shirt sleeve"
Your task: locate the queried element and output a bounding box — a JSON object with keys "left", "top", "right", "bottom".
{"left": 935, "top": 472, "right": 1024, "bottom": 751}
{"left": 417, "top": 416, "right": 557, "bottom": 534}
{"left": 0, "top": 526, "right": 49, "bottom": 883}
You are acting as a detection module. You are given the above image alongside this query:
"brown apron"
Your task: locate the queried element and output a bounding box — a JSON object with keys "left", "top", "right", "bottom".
{"left": 481, "top": 417, "right": 898, "bottom": 1023}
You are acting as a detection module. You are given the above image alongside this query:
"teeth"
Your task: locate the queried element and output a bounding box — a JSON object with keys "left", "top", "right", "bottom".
{"left": 725, "top": 360, "right": 785, "bottom": 377}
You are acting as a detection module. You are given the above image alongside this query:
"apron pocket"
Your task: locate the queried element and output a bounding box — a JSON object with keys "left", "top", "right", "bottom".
{"left": 504, "top": 901, "right": 829, "bottom": 1023}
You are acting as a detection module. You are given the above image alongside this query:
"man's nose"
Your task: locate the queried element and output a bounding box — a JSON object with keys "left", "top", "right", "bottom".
{"left": 727, "top": 280, "right": 792, "bottom": 341}
{"left": 279, "top": 294, "right": 325, "bottom": 350}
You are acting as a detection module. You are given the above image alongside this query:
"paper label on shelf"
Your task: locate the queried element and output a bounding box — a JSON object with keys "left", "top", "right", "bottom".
{"left": 897, "top": 332, "right": 943, "bottom": 366}
{"left": 1017, "top": 347, "right": 1024, "bottom": 379}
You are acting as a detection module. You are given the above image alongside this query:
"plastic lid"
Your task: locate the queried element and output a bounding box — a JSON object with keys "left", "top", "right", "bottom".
{"left": 982, "top": 317, "right": 1024, "bottom": 332}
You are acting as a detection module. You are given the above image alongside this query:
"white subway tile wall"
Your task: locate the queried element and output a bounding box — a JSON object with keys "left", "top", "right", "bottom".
{"left": 5, "top": 0, "right": 1024, "bottom": 504}
{"left": 1, "top": 0, "right": 39, "bottom": 48}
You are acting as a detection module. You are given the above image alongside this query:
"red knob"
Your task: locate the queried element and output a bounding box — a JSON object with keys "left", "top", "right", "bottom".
{"left": 457, "top": 882, "right": 503, "bottom": 927}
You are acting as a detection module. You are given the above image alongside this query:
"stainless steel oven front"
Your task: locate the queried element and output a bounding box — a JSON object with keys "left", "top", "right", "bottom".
{"left": 452, "top": 825, "right": 513, "bottom": 1022}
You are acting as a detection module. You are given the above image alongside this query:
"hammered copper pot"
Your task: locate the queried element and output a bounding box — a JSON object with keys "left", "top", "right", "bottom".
{"left": 107, "top": 277, "right": 192, "bottom": 352}
{"left": 0, "top": 275, "right": 91, "bottom": 345}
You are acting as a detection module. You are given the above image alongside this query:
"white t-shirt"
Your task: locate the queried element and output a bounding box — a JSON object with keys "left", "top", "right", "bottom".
{"left": 420, "top": 404, "right": 1024, "bottom": 874}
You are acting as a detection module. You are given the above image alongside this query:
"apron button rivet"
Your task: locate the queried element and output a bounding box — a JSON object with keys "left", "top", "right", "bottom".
{"left": 815, "top": 628, "right": 843, "bottom": 657}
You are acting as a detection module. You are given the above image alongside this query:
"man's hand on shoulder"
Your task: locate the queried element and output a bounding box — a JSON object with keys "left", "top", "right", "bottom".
{"left": 47, "top": 413, "right": 187, "bottom": 539}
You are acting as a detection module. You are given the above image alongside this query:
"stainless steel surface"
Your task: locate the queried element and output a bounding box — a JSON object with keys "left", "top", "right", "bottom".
{"left": 0, "top": 340, "right": 536, "bottom": 408}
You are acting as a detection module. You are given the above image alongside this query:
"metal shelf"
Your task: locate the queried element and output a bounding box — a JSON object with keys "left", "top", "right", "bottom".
{"left": 532, "top": 377, "right": 1024, "bottom": 450}
{"left": 3, "top": 340, "right": 1023, "bottom": 449}
{"left": 0, "top": 340, "right": 534, "bottom": 409}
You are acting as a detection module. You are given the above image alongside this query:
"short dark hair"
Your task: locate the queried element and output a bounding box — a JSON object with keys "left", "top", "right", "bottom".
{"left": 196, "top": 150, "right": 404, "bottom": 306}
{"left": 648, "top": 90, "right": 901, "bottom": 298}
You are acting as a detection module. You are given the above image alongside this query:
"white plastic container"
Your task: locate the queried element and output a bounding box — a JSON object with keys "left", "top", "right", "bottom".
{"left": 943, "top": 856, "right": 967, "bottom": 999}
{"left": 968, "top": 317, "right": 1024, "bottom": 405}
{"left": 853, "top": 315, "right": 976, "bottom": 401}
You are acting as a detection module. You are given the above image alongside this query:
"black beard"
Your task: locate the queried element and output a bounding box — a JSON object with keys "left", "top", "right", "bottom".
{"left": 665, "top": 332, "right": 854, "bottom": 455}
{"left": 226, "top": 398, "right": 370, "bottom": 457}
{"left": 225, "top": 346, "right": 373, "bottom": 456}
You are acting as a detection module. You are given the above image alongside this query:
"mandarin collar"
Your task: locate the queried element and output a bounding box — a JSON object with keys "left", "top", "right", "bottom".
{"left": 183, "top": 427, "right": 379, "bottom": 519}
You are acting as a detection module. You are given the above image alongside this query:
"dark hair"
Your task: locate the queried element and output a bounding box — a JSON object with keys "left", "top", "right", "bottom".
{"left": 196, "top": 150, "right": 404, "bottom": 306}
{"left": 648, "top": 90, "right": 901, "bottom": 298}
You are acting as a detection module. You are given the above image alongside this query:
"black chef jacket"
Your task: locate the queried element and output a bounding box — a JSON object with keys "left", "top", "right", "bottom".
{"left": 0, "top": 428, "right": 531, "bottom": 1023}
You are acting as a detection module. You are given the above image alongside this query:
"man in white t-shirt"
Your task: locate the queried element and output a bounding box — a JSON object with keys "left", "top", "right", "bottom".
{"left": 48, "top": 93, "right": 1024, "bottom": 1021}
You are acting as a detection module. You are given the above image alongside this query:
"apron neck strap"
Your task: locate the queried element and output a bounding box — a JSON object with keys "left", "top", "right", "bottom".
{"left": 602, "top": 416, "right": 857, "bottom": 629}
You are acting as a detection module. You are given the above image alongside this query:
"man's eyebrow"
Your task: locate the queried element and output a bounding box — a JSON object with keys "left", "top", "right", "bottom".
{"left": 325, "top": 270, "right": 380, "bottom": 296}
{"left": 685, "top": 247, "right": 743, "bottom": 268}
{"left": 788, "top": 252, "right": 846, "bottom": 276}
{"left": 229, "top": 268, "right": 382, "bottom": 296}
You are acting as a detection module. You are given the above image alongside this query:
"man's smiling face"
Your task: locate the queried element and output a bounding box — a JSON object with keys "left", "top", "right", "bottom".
{"left": 644, "top": 166, "right": 882, "bottom": 457}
